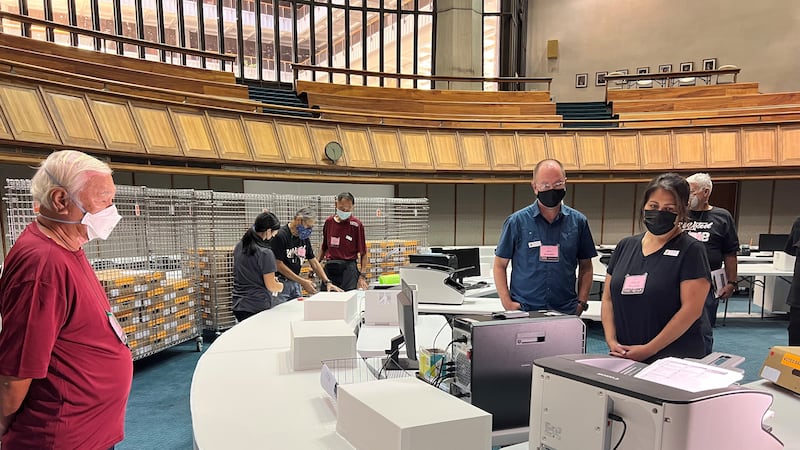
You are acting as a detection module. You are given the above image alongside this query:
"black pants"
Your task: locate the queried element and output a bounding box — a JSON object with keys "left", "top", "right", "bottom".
{"left": 233, "top": 310, "right": 257, "bottom": 323}
{"left": 700, "top": 289, "right": 715, "bottom": 355}
{"left": 324, "top": 260, "right": 359, "bottom": 291}
{"left": 789, "top": 306, "right": 800, "bottom": 346}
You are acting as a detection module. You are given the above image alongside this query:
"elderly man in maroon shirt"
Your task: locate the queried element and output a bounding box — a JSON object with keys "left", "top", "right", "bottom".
{"left": 319, "top": 192, "right": 369, "bottom": 291}
{"left": 0, "top": 150, "right": 132, "bottom": 450}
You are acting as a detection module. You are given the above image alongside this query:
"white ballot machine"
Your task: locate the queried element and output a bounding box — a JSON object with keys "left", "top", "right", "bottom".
{"left": 529, "top": 354, "right": 782, "bottom": 450}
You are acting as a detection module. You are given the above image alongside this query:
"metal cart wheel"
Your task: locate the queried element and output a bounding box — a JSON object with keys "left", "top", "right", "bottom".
{"left": 196, "top": 336, "right": 203, "bottom": 352}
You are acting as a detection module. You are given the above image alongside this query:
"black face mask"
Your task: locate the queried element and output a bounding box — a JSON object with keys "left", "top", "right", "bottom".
{"left": 537, "top": 189, "right": 566, "bottom": 208}
{"left": 643, "top": 209, "right": 677, "bottom": 235}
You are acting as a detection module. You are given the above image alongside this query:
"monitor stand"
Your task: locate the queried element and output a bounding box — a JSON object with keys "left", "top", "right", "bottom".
{"left": 382, "top": 335, "right": 419, "bottom": 371}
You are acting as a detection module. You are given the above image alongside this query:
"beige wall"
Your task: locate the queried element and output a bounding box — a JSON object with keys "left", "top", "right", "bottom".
{"left": 398, "top": 180, "right": 800, "bottom": 248}
{"left": 2, "top": 160, "right": 798, "bottom": 258}
{"left": 526, "top": 0, "right": 800, "bottom": 102}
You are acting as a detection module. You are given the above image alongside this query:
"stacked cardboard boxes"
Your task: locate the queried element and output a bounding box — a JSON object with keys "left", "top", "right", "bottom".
{"left": 362, "top": 240, "right": 419, "bottom": 283}
{"left": 193, "top": 247, "right": 236, "bottom": 333}
{"left": 97, "top": 269, "right": 198, "bottom": 360}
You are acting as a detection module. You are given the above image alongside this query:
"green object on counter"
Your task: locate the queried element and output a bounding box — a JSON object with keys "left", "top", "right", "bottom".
{"left": 379, "top": 273, "right": 401, "bottom": 285}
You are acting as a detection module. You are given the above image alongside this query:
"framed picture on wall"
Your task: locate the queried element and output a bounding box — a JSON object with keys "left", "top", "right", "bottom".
{"left": 680, "top": 62, "right": 693, "bottom": 72}
{"left": 576, "top": 73, "right": 588, "bottom": 88}
{"left": 658, "top": 64, "right": 672, "bottom": 73}
{"left": 703, "top": 58, "right": 717, "bottom": 71}
{"left": 637, "top": 67, "right": 650, "bottom": 74}
{"left": 595, "top": 71, "right": 608, "bottom": 86}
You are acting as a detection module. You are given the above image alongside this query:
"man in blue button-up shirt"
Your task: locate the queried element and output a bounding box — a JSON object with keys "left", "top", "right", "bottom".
{"left": 493, "top": 159, "right": 597, "bottom": 315}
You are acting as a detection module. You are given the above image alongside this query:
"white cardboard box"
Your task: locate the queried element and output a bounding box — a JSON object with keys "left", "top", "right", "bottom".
{"left": 303, "top": 291, "right": 358, "bottom": 322}
{"left": 290, "top": 320, "right": 356, "bottom": 371}
{"left": 773, "top": 251, "right": 796, "bottom": 271}
{"left": 336, "top": 377, "right": 492, "bottom": 450}
{"left": 364, "top": 288, "right": 400, "bottom": 326}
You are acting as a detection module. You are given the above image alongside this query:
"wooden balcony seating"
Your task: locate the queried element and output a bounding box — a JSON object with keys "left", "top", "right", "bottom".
{"left": 0, "top": 32, "right": 246, "bottom": 99}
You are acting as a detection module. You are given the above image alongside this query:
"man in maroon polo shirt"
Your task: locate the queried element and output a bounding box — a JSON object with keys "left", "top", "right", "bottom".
{"left": 319, "top": 192, "right": 368, "bottom": 291}
{"left": 0, "top": 150, "right": 132, "bottom": 450}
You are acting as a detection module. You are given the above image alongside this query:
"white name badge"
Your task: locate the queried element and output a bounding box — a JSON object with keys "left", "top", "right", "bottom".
{"left": 107, "top": 311, "right": 128, "bottom": 344}
{"left": 621, "top": 273, "right": 648, "bottom": 295}
{"left": 664, "top": 249, "right": 680, "bottom": 257}
{"left": 539, "top": 244, "right": 560, "bottom": 262}
{"left": 345, "top": 235, "right": 353, "bottom": 241}
{"left": 528, "top": 240, "right": 542, "bottom": 248}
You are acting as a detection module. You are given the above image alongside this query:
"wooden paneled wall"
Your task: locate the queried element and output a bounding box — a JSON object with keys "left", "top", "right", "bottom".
{"left": 4, "top": 78, "right": 800, "bottom": 181}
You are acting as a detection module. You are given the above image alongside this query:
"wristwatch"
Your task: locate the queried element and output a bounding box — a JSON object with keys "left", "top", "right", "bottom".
{"left": 578, "top": 301, "right": 589, "bottom": 311}
{"left": 726, "top": 281, "right": 738, "bottom": 288}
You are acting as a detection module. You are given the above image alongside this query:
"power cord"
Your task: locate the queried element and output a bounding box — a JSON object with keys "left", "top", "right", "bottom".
{"left": 377, "top": 341, "right": 405, "bottom": 379}
{"left": 430, "top": 335, "right": 467, "bottom": 388}
{"left": 608, "top": 413, "right": 627, "bottom": 450}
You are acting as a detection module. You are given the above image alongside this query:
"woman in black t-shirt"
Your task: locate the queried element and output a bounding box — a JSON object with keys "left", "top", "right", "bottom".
{"left": 231, "top": 212, "right": 284, "bottom": 322}
{"left": 601, "top": 173, "right": 711, "bottom": 363}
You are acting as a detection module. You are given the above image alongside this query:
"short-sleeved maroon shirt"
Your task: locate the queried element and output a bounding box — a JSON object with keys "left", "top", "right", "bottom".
{"left": 321, "top": 215, "right": 366, "bottom": 261}
{"left": 0, "top": 222, "right": 133, "bottom": 450}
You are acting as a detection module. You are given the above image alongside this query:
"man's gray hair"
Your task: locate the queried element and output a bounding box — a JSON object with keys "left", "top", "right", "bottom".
{"left": 294, "top": 207, "right": 316, "bottom": 222}
{"left": 686, "top": 173, "right": 713, "bottom": 192}
{"left": 30, "top": 150, "right": 112, "bottom": 210}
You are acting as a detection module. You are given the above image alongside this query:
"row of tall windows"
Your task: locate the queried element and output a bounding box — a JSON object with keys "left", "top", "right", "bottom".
{"left": 0, "top": 0, "right": 444, "bottom": 87}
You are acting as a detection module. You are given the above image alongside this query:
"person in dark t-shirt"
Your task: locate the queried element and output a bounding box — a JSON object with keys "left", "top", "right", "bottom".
{"left": 271, "top": 207, "right": 342, "bottom": 304}
{"left": 232, "top": 212, "right": 284, "bottom": 322}
{"left": 602, "top": 173, "right": 710, "bottom": 363}
{"left": 784, "top": 217, "right": 800, "bottom": 345}
{"left": 683, "top": 173, "right": 740, "bottom": 353}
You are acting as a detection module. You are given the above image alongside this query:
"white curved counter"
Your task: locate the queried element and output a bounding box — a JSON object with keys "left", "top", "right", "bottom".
{"left": 191, "top": 300, "right": 356, "bottom": 449}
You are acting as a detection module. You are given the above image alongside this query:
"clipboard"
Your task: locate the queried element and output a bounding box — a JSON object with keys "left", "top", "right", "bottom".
{"left": 710, "top": 268, "right": 727, "bottom": 298}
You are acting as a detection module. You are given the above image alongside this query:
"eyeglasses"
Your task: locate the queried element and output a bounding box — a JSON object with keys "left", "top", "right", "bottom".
{"left": 535, "top": 180, "right": 566, "bottom": 191}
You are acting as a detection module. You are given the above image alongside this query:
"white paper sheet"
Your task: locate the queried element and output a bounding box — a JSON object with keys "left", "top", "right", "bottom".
{"left": 633, "top": 357, "right": 743, "bottom": 392}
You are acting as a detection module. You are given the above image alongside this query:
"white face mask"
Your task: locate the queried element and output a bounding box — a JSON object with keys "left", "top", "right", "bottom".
{"left": 335, "top": 209, "right": 352, "bottom": 220}
{"left": 80, "top": 204, "right": 122, "bottom": 241}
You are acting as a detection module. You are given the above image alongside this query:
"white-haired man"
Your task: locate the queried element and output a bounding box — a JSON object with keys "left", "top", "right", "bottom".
{"left": 683, "top": 173, "right": 739, "bottom": 353}
{"left": 0, "top": 150, "right": 132, "bottom": 449}
{"left": 271, "top": 207, "right": 342, "bottom": 304}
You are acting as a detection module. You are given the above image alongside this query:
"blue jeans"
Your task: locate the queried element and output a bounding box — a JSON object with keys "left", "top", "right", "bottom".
{"left": 275, "top": 280, "right": 303, "bottom": 305}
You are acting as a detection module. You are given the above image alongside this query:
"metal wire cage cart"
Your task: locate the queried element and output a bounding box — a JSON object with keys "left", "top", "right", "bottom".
{"left": 4, "top": 180, "right": 430, "bottom": 348}
{"left": 196, "top": 193, "right": 430, "bottom": 335}
{"left": 3, "top": 180, "right": 203, "bottom": 360}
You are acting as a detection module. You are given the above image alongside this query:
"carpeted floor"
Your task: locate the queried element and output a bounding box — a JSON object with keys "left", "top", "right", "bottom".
{"left": 118, "top": 295, "right": 790, "bottom": 449}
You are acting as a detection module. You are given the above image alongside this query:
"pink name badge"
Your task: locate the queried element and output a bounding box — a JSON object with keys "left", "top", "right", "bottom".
{"left": 107, "top": 311, "right": 128, "bottom": 344}
{"left": 330, "top": 237, "right": 341, "bottom": 247}
{"left": 621, "top": 273, "right": 648, "bottom": 295}
{"left": 539, "top": 244, "right": 560, "bottom": 262}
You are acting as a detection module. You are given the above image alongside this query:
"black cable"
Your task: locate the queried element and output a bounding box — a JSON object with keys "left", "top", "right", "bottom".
{"left": 430, "top": 340, "right": 455, "bottom": 386}
{"left": 608, "top": 413, "right": 627, "bottom": 450}
{"left": 377, "top": 341, "right": 405, "bottom": 379}
{"left": 431, "top": 316, "right": 452, "bottom": 349}
{"left": 433, "top": 362, "right": 455, "bottom": 388}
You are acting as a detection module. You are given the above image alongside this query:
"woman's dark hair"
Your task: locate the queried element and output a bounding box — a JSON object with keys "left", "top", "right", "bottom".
{"left": 241, "top": 212, "right": 280, "bottom": 255}
{"left": 640, "top": 172, "right": 690, "bottom": 223}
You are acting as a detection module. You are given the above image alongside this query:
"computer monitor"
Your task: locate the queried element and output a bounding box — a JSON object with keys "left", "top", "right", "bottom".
{"left": 408, "top": 253, "right": 457, "bottom": 270}
{"left": 758, "top": 234, "right": 790, "bottom": 252}
{"left": 439, "top": 247, "right": 481, "bottom": 284}
{"left": 383, "top": 279, "right": 419, "bottom": 371}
